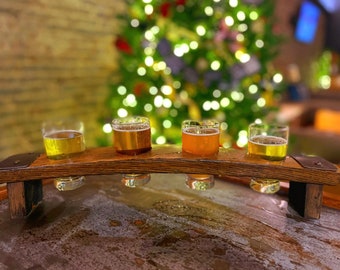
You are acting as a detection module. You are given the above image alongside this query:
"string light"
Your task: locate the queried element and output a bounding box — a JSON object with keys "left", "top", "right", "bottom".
{"left": 237, "top": 11, "right": 246, "bottom": 21}
{"left": 229, "top": 0, "right": 238, "bottom": 8}
{"left": 161, "top": 85, "right": 173, "bottom": 95}
{"left": 255, "top": 39, "right": 264, "bottom": 48}
{"left": 196, "top": 25, "right": 206, "bottom": 36}
{"left": 131, "top": 19, "right": 139, "bottom": 27}
{"left": 220, "top": 97, "right": 230, "bottom": 107}
{"left": 249, "top": 11, "right": 259, "bottom": 20}
{"left": 156, "top": 136, "right": 166, "bottom": 144}
{"left": 117, "top": 85, "right": 127, "bottom": 95}
{"left": 204, "top": 6, "right": 214, "bottom": 16}
{"left": 273, "top": 73, "right": 283, "bottom": 84}
{"left": 117, "top": 108, "right": 128, "bottom": 118}
{"left": 257, "top": 97, "right": 266, "bottom": 107}
{"left": 211, "top": 60, "right": 221, "bottom": 70}
{"left": 248, "top": 84, "right": 258, "bottom": 94}
{"left": 102, "top": 123, "right": 112, "bottom": 134}
{"left": 224, "top": 16, "right": 234, "bottom": 26}
{"left": 144, "top": 4, "right": 153, "bottom": 15}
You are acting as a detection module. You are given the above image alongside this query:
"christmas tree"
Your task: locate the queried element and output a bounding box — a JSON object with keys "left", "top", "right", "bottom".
{"left": 105, "top": 0, "right": 284, "bottom": 148}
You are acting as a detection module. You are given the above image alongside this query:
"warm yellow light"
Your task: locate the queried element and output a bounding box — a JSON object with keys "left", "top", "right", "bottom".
{"left": 190, "top": 41, "right": 199, "bottom": 49}
{"left": 203, "top": 101, "right": 211, "bottom": 111}
{"left": 229, "top": 0, "right": 238, "bottom": 8}
{"left": 231, "top": 91, "right": 244, "bottom": 102}
{"left": 149, "top": 86, "right": 158, "bottom": 95}
{"left": 220, "top": 122, "right": 228, "bottom": 131}
{"left": 255, "top": 39, "right": 264, "bottom": 48}
{"left": 248, "top": 84, "right": 258, "bottom": 94}
{"left": 211, "top": 60, "right": 221, "bottom": 70}
{"left": 220, "top": 97, "right": 230, "bottom": 107}
{"left": 124, "top": 94, "right": 137, "bottom": 107}
{"left": 161, "top": 85, "right": 172, "bottom": 95}
{"left": 238, "top": 23, "right": 248, "bottom": 32}
{"left": 154, "top": 95, "right": 164, "bottom": 107}
{"left": 250, "top": 11, "right": 259, "bottom": 20}
{"left": 213, "top": 89, "right": 221, "bottom": 98}
{"left": 163, "top": 98, "right": 172, "bottom": 108}
{"left": 224, "top": 16, "right": 234, "bottom": 26}
{"left": 117, "top": 85, "right": 127, "bottom": 95}
{"left": 211, "top": 100, "right": 220, "bottom": 110}
{"left": 196, "top": 25, "right": 206, "bottom": 36}
{"left": 257, "top": 97, "right": 266, "bottom": 107}
{"left": 237, "top": 11, "right": 246, "bottom": 21}
{"left": 163, "top": 120, "right": 172, "bottom": 128}
{"left": 131, "top": 19, "right": 139, "bottom": 28}
{"left": 273, "top": 73, "right": 283, "bottom": 84}
{"left": 204, "top": 6, "right": 214, "bottom": 16}
{"left": 236, "top": 33, "right": 244, "bottom": 42}
{"left": 240, "top": 53, "right": 250, "bottom": 63}
{"left": 102, "top": 123, "right": 112, "bottom": 134}
{"left": 145, "top": 30, "right": 154, "bottom": 41}
{"left": 137, "top": 67, "right": 146, "bottom": 76}
{"left": 319, "top": 75, "right": 331, "bottom": 89}
{"left": 156, "top": 136, "right": 166, "bottom": 144}
{"left": 117, "top": 108, "right": 128, "bottom": 117}
{"left": 145, "top": 56, "right": 154, "bottom": 66}
{"left": 144, "top": 103, "right": 153, "bottom": 112}
{"left": 144, "top": 4, "right": 153, "bottom": 15}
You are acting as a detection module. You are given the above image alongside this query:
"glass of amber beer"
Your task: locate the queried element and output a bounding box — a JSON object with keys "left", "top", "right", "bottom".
{"left": 112, "top": 116, "right": 152, "bottom": 187}
{"left": 42, "top": 119, "right": 86, "bottom": 191}
{"left": 182, "top": 119, "right": 220, "bottom": 190}
{"left": 248, "top": 122, "right": 289, "bottom": 194}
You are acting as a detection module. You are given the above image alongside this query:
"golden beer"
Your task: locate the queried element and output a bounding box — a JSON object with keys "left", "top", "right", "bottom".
{"left": 113, "top": 126, "right": 151, "bottom": 155}
{"left": 112, "top": 116, "right": 152, "bottom": 187}
{"left": 43, "top": 130, "right": 85, "bottom": 159}
{"left": 182, "top": 127, "right": 220, "bottom": 156}
{"left": 181, "top": 120, "right": 220, "bottom": 190}
{"left": 248, "top": 123, "right": 289, "bottom": 194}
{"left": 248, "top": 135, "right": 287, "bottom": 161}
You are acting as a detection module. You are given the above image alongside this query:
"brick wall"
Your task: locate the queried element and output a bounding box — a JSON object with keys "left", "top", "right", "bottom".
{"left": 0, "top": 0, "right": 125, "bottom": 159}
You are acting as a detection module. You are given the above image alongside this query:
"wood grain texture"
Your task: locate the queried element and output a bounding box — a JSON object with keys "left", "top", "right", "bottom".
{"left": 1, "top": 145, "right": 340, "bottom": 186}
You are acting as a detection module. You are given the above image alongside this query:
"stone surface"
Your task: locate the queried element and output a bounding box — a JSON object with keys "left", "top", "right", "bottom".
{"left": 0, "top": 174, "right": 339, "bottom": 269}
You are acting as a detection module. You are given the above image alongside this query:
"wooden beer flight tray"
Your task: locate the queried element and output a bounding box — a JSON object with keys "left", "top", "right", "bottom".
{"left": 0, "top": 145, "right": 339, "bottom": 219}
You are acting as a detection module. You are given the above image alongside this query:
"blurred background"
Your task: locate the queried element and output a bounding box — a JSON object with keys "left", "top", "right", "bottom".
{"left": 1, "top": 0, "right": 340, "bottom": 167}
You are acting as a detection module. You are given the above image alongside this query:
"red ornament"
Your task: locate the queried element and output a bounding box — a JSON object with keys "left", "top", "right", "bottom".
{"left": 175, "top": 0, "right": 186, "bottom": 6}
{"left": 114, "top": 36, "right": 133, "bottom": 54}
{"left": 133, "top": 82, "right": 147, "bottom": 96}
{"left": 160, "top": 2, "right": 172, "bottom": 17}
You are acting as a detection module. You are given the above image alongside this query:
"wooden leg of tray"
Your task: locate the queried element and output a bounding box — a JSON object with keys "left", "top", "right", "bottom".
{"left": 7, "top": 180, "right": 43, "bottom": 219}
{"left": 288, "top": 181, "right": 323, "bottom": 219}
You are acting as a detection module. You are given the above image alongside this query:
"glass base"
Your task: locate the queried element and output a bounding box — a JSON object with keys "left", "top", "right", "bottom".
{"left": 185, "top": 174, "right": 214, "bottom": 191}
{"left": 121, "top": 174, "right": 151, "bottom": 188}
{"left": 54, "top": 176, "right": 85, "bottom": 191}
{"left": 250, "top": 179, "right": 280, "bottom": 194}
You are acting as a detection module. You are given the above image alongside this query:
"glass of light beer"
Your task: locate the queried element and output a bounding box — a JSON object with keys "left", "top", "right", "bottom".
{"left": 182, "top": 119, "right": 220, "bottom": 190}
{"left": 42, "top": 119, "right": 86, "bottom": 191}
{"left": 111, "top": 116, "right": 152, "bottom": 187}
{"left": 248, "top": 122, "right": 289, "bottom": 194}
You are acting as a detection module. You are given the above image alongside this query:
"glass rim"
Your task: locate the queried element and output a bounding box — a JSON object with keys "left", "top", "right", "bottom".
{"left": 249, "top": 122, "right": 289, "bottom": 131}
{"left": 111, "top": 116, "right": 150, "bottom": 130}
{"left": 182, "top": 119, "right": 219, "bottom": 128}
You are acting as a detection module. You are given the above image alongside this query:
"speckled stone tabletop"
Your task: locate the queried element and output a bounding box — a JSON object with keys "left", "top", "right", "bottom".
{"left": 0, "top": 174, "right": 339, "bottom": 270}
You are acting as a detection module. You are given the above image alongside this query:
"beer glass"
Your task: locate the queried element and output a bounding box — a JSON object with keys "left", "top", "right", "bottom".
{"left": 182, "top": 120, "right": 220, "bottom": 190}
{"left": 112, "top": 116, "right": 152, "bottom": 187}
{"left": 248, "top": 122, "right": 289, "bottom": 194}
{"left": 42, "top": 119, "right": 86, "bottom": 191}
